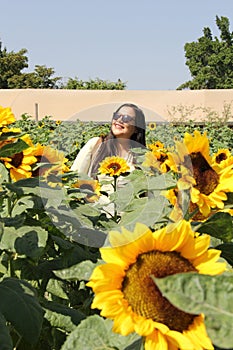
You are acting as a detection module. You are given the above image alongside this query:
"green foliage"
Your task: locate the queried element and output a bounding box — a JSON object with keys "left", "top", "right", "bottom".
{"left": 0, "top": 39, "right": 126, "bottom": 90}
{"left": 2, "top": 111, "right": 233, "bottom": 349}
{"left": 8, "top": 65, "right": 61, "bottom": 89}
{"left": 0, "top": 40, "right": 61, "bottom": 89}
{"left": 0, "top": 278, "right": 44, "bottom": 346}
{"left": 13, "top": 115, "right": 111, "bottom": 166}
{"left": 178, "top": 16, "right": 233, "bottom": 90}
{"left": 146, "top": 102, "right": 233, "bottom": 154}
{"left": 61, "top": 77, "right": 126, "bottom": 90}
{"left": 0, "top": 41, "right": 28, "bottom": 89}
{"left": 60, "top": 315, "right": 141, "bottom": 350}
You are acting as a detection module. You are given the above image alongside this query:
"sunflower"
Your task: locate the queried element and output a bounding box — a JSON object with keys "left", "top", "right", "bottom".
{"left": 0, "top": 134, "right": 37, "bottom": 182}
{"left": 148, "top": 141, "right": 164, "bottom": 152}
{"left": 143, "top": 151, "right": 171, "bottom": 174}
{"left": 87, "top": 220, "right": 225, "bottom": 350}
{"left": 0, "top": 105, "right": 16, "bottom": 128}
{"left": 32, "top": 144, "right": 69, "bottom": 175}
{"left": 166, "top": 131, "right": 233, "bottom": 219}
{"left": 72, "top": 179, "right": 101, "bottom": 202}
{"left": 148, "top": 122, "right": 156, "bottom": 130}
{"left": 0, "top": 127, "right": 22, "bottom": 148}
{"left": 211, "top": 148, "right": 233, "bottom": 170}
{"left": 98, "top": 156, "right": 130, "bottom": 177}
{"left": 31, "top": 144, "right": 69, "bottom": 186}
{"left": 143, "top": 142, "right": 171, "bottom": 174}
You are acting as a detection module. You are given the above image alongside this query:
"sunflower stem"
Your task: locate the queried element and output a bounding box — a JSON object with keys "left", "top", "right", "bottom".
{"left": 113, "top": 175, "right": 118, "bottom": 222}
{"left": 6, "top": 172, "right": 13, "bottom": 217}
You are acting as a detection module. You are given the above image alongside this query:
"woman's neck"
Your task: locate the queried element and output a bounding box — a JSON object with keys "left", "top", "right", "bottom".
{"left": 116, "top": 139, "right": 131, "bottom": 157}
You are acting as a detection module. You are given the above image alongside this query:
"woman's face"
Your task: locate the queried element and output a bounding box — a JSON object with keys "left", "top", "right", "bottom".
{"left": 111, "top": 106, "right": 136, "bottom": 139}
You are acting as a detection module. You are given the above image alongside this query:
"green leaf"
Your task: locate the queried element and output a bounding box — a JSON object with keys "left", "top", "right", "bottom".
{"left": 0, "top": 163, "right": 9, "bottom": 184}
{"left": 61, "top": 315, "right": 140, "bottom": 350}
{"left": 0, "top": 312, "right": 13, "bottom": 350}
{"left": 6, "top": 177, "right": 41, "bottom": 196}
{"left": 153, "top": 272, "right": 233, "bottom": 348}
{"left": 70, "top": 228, "right": 107, "bottom": 248}
{"left": 0, "top": 138, "right": 29, "bottom": 157}
{"left": 195, "top": 212, "right": 233, "bottom": 242}
{"left": 119, "top": 196, "right": 169, "bottom": 231}
{"left": 46, "top": 279, "right": 69, "bottom": 299}
{"left": 53, "top": 260, "right": 102, "bottom": 281}
{"left": 0, "top": 226, "right": 48, "bottom": 260}
{"left": 11, "top": 195, "right": 44, "bottom": 216}
{"left": 147, "top": 172, "right": 176, "bottom": 191}
{"left": 124, "top": 338, "right": 143, "bottom": 350}
{"left": 43, "top": 300, "right": 85, "bottom": 333}
{"left": 0, "top": 277, "right": 44, "bottom": 344}
{"left": 215, "top": 242, "right": 233, "bottom": 266}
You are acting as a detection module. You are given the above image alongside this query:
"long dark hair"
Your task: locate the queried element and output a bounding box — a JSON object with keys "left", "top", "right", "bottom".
{"left": 89, "top": 103, "right": 146, "bottom": 177}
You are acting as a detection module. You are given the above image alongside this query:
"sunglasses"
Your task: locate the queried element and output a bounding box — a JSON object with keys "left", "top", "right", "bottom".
{"left": 112, "top": 112, "right": 134, "bottom": 124}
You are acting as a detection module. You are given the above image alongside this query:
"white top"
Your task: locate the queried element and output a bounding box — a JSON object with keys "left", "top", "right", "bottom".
{"left": 71, "top": 137, "right": 136, "bottom": 217}
{"left": 71, "top": 137, "right": 100, "bottom": 175}
{"left": 71, "top": 136, "right": 135, "bottom": 176}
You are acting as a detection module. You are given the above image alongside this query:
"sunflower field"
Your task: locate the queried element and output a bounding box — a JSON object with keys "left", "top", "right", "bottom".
{"left": 1, "top": 105, "right": 233, "bottom": 350}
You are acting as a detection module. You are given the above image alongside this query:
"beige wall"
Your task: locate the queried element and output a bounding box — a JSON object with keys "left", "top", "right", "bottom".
{"left": 1, "top": 88, "right": 233, "bottom": 123}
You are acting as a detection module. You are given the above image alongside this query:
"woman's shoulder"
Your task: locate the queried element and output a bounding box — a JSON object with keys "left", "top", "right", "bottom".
{"left": 85, "top": 136, "right": 102, "bottom": 148}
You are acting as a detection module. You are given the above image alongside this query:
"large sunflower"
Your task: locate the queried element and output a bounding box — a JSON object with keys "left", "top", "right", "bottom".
{"left": 166, "top": 131, "right": 233, "bottom": 219}
{"left": 87, "top": 220, "right": 225, "bottom": 349}
{"left": 1, "top": 134, "right": 37, "bottom": 181}
{"left": 0, "top": 105, "right": 16, "bottom": 128}
{"left": 98, "top": 156, "right": 130, "bottom": 177}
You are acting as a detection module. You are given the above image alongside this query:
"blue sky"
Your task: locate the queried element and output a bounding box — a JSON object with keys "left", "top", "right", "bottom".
{"left": 1, "top": 0, "right": 233, "bottom": 90}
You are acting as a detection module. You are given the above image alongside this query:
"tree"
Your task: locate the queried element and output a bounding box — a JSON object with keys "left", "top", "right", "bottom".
{"left": 0, "top": 39, "right": 126, "bottom": 89}
{"left": 7, "top": 65, "right": 61, "bottom": 89}
{"left": 61, "top": 77, "right": 126, "bottom": 90}
{"left": 177, "top": 16, "right": 233, "bottom": 90}
{"left": 0, "top": 41, "right": 28, "bottom": 88}
{"left": 0, "top": 40, "right": 61, "bottom": 88}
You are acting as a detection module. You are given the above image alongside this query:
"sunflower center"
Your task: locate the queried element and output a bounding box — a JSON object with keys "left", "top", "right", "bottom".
{"left": 186, "top": 152, "right": 219, "bottom": 195}
{"left": 215, "top": 152, "right": 227, "bottom": 164}
{"left": 11, "top": 152, "right": 24, "bottom": 167}
{"left": 108, "top": 162, "right": 121, "bottom": 172}
{"left": 122, "top": 250, "right": 197, "bottom": 332}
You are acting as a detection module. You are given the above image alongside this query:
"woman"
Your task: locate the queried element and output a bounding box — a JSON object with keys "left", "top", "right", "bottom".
{"left": 71, "top": 103, "right": 146, "bottom": 177}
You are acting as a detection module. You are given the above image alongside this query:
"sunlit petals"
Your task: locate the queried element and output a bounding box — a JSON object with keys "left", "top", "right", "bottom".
{"left": 152, "top": 221, "right": 191, "bottom": 252}
{"left": 166, "top": 330, "right": 194, "bottom": 349}
{"left": 145, "top": 331, "right": 168, "bottom": 350}
{"left": 134, "top": 317, "right": 161, "bottom": 336}
{"left": 0, "top": 105, "right": 16, "bottom": 127}
{"left": 100, "top": 247, "right": 129, "bottom": 268}
{"left": 194, "top": 249, "right": 225, "bottom": 275}
{"left": 87, "top": 264, "right": 124, "bottom": 292}
{"left": 181, "top": 234, "right": 210, "bottom": 260}
{"left": 112, "top": 312, "right": 135, "bottom": 335}
{"left": 184, "top": 315, "right": 214, "bottom": 350}
{"left": 98, "top": 156, "right": 130, "bottom": 177}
